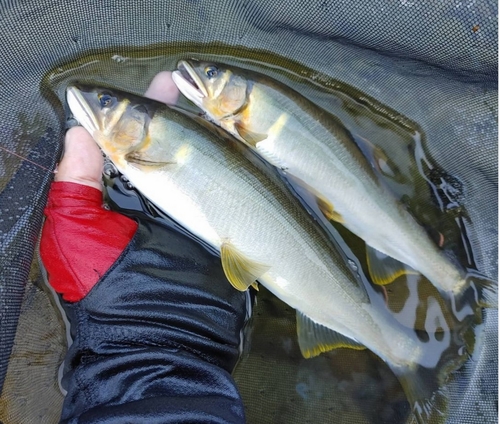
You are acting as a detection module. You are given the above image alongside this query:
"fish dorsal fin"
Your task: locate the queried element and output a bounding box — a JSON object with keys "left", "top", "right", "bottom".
{"left": 221, "top": 241, "right": 270, "bottom": 291}
{"left": 366, "top": 245, "right": 419, "bottom": 286}
{"left": 286, "top": 174, "right": 344, "bottom": 223}
{"left": 296, "top": 311, "right": 365, "bottom": 359}
{"left": 234, "top": 122, "right": 268, "bottom": 146}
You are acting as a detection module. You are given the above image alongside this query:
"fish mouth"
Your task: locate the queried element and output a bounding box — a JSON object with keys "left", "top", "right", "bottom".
{"left": 173, "top": 60, "right": 208, "bottom": 103}
{"left": 66, "top": 85, "right": 100, "bottom": 135}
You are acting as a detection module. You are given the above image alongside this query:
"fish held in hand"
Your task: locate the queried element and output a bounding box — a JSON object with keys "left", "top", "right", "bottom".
{"left": 67, "top": 84, "right": 458, "bottom": 423}
{"left": 172, "top": 59, "right": 496, "bottom": 306}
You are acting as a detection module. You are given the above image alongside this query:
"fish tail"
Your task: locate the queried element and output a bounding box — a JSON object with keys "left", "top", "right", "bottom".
{"left": 461, "top": 271, "right": 498, "bottom": 309}
{"left": 392, "top": 365, "right": 448, "bottom": 424}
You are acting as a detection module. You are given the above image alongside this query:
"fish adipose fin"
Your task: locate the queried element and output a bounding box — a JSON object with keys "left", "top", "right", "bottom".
{"left": 366, "top": 245, "right": 419, "bottom": 286}
{"left": 221, "top": 242, "right": 269, "bottom": 291}
{"left": 296, "top": 312, "right": 365, "bottom": 359}
{"left": 234, "top": 122, "right": 268, "bottom": 146}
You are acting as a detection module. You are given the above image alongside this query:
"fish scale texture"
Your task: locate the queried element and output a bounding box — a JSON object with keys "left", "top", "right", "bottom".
{"left": 0, "top": 0, "right": 496, "bottom": 423}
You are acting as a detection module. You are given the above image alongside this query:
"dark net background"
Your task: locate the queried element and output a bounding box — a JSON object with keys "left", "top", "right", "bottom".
{"left": 0, "top": 1, "right": 497, "bottom": 423}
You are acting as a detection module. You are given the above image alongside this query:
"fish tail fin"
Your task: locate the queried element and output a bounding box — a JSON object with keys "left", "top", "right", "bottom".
{"left": 393, "top": 365, "right": 448, "bottom": 424}
{"left": 462, "top": 271, "right": 497, "bottom": 309}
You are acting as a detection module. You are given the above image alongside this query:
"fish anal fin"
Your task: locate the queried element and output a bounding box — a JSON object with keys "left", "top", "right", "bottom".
{"left": 366, "top": 245, "right": 419, "bottom": 286}
{"left": 296, "top": 311, "right": 365, "bottom": 359}
{"left": 234, "top": 122, "right": 268, "bottom": 146}
{"left": 221, "top": 242, "right": 270, "bottom": 291}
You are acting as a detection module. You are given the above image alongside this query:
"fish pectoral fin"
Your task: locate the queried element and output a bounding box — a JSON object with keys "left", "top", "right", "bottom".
{"left": 126, "top": 132, "right": 178, "bottom": 168}
{"left": 366, "top": 245, "right": 419, "bottom": 286}
{"left": 221, "top": 242, "right": 270, "bottom": 291}
{"left": 296, "top": 311, "right": 365, "bottom": 359}
{"left": 234, "top": 122, "right": 268, "bottom": 146}
{"left": 286, "top": 174, "right": 344, "bottom": 223}
{"left": 126, "top": 150, "right": 176, "bottom": 168}
{"left": 316, "top": 195, "right": 344, "bottom": 223}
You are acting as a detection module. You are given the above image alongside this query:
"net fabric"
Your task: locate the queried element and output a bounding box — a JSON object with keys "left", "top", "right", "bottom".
{"left": 0, "top": 270, "right": 66, "bottom": 424}
{"left": 0, "top": 0, "right": 496, "bottom": 423}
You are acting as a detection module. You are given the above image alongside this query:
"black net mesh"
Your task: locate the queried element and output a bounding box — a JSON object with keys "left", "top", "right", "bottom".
{"left": 0, "top": 1, "right": 497, "bottom": 423}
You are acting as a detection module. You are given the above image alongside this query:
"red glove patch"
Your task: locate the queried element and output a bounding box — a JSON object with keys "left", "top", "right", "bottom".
{"left": 40, "top": 182, "right": 138, "bottom": 302}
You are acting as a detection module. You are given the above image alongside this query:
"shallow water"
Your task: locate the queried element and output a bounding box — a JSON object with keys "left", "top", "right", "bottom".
{"left": 44, "top": 45, "right": 489, "bottom": 423}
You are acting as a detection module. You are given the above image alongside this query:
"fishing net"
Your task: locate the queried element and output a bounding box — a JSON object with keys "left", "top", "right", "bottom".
{"left": 0, "top": 0, "right": 497, "bottom": 423}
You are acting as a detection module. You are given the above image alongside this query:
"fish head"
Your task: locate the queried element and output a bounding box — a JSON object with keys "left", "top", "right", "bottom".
{"left": 66, "top": 84, "right": 158, "bottom": 165}
{"left": 173, "top": 60, "right": 248, "bottom": 122}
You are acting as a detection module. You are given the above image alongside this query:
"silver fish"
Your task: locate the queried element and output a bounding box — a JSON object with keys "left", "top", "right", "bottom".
{"left": 67, "top": 84, "right": 452, "bottom": 423}
{"left": 172, "top": 60, "right": 496, "bottom": 306}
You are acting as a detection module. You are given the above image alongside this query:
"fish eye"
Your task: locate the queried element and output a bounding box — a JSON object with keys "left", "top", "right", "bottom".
{"left": 98, "top": 93, "right": 114, "bottom": 108}
{"left": 205, "top": 66, "right": 219, "bottom": 79}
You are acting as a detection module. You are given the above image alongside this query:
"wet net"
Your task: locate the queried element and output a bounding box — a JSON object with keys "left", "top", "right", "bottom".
{"left": 0, "top": 1, "right": 497, "bottom": 423}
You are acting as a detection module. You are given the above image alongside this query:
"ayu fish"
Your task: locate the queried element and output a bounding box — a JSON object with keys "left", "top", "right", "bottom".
{"left": 67, "top": 84, "right": 444, "bottom": 423}
{"left": 172, "top": 60, "right": 496, "bottom": 305}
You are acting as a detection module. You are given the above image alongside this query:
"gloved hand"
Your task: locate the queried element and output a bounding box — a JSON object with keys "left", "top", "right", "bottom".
{"left": 40, "top": 72, "right": 248, "bottom": 424}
